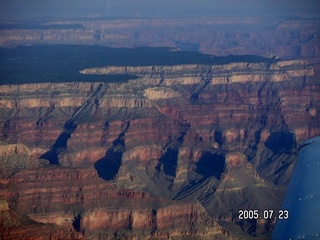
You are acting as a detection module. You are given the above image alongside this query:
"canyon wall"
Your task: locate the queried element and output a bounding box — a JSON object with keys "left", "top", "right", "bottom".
{"left": 1, "top": 17, "right": 320, "bottom": 58}
{"left": 1, "top": 150, "right": 228, "bottom": 239}
{"left": 1, "top": 15, "right": 320, "bottom": 239}
{"left": 1, "top": 56, "right": 320, "bottom": 239}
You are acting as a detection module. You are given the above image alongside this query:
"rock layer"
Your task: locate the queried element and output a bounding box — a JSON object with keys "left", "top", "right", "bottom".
{"left": 1, "top": 18, "right": 320, "bottom": 58}
{"left": 1, "top": 166, "right": 228, "bottom": 239}
{"left": 1, "top": 54, "right": 320, "bottom": 239}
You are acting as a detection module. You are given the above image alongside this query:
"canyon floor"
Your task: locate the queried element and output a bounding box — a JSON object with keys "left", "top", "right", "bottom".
{"left": 0, "top": 16, "right": 320, "bottom": 239}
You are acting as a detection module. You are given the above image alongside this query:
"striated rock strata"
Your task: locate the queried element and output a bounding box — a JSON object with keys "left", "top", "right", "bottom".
{"left": 1, "top": 165, "right": 228, "bottom": 239}
{"left": 1, "top": 56, "right": 320, "bottom": 239}
{"left": 0, "top": 198, "right": 84, "bottom": 240}
{"left": 1, "top": 17, "right": 320, "bottom": 59}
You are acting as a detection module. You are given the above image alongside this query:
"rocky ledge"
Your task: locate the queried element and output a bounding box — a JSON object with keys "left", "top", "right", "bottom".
{"left": 0, "top": 55, "right": 320, "bottom": 239}
{"left": 80, "top": 60, "right": 314, "bottom": 85}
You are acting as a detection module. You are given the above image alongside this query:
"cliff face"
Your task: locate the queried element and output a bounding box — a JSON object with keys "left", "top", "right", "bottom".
{"left": 1, "top": 165, "right": 228, "bottom": 239}
{"left": 1, "top": 14, "right": 320, "bottom": 239}
{"left": 1, "top": 17, "right": 319, "bottom": 58}
{"left": 2, "top": 60, "right": 318, "bottom": 166}
{"left": 80, "top": 60, "right": 314, "bottom": 85}
{"left": 0, "top": 198, "right": 85, "bottom": 240}
{"left": 1, "top": 55, "right": 320, "bottom": 239}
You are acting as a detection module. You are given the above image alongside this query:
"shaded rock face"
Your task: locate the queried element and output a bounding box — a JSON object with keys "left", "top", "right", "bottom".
{"left": 1, "top": 55, "right": 319, "bottom": 239}
{"left": 1, "top": 15, "right": 320, "bottom": 238}
{"left": 1, "top": 167, "right": 227, "bottom": 239}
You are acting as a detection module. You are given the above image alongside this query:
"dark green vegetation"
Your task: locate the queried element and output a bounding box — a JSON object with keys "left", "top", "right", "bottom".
{"left": 0, "top": 45, "right": 277, "bottom": 85}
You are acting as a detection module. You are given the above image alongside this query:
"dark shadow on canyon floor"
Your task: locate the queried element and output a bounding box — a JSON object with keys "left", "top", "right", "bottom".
{"left": 265, "top": 132, "right": 296, "bottom": 154}
{"left": 72, "top": 213, "right": 82, "bottom": 232}
{"left": 196, "top": 152, "right": 226, "bottom": 180}
{"left": 40, "top": 121, "right": 77, "bottom": 165}
{"left": 94, "top": 148, "right": 123, "bottom": 181}
{"left": 155, "top": 148, "right": 179, "bottom": 177}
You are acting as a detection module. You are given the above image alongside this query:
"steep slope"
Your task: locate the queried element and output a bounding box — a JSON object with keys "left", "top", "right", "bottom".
{"left": 1, "top": 51, "right": 320, "bottom": 239}
{"left": 0, "top": 198, "right": 84, "bottom": 240}
{"left": 1, "top": 162, "right": 228, "bottom": 239}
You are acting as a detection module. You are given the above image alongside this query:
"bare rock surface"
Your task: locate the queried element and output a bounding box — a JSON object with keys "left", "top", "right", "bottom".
{"left": 1, "top": 18, "right": 320, "bottom": 59}
{"left": 0, "top": 16, "right": 320, "bottom": 239}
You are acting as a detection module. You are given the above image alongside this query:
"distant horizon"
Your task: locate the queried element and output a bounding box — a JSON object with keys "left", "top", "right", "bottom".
{"left": 1, "top": 0, "right": 320, "bottom": 22}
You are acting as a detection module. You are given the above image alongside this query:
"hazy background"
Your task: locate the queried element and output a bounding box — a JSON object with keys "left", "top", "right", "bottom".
{"left": 1, "top": 0, "right": 320, "bottom": 21}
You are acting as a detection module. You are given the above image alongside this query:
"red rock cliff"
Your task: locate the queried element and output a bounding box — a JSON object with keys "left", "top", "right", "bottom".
{"left": 1, "top": 56, "right": 319, "bottom": 239}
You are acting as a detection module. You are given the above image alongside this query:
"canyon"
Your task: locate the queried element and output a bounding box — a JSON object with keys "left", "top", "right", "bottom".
{"left": 1, "top": 18, "right": 320, "bottom": 58}
{"left": 0, "top": 16, "right": 320, "bottom": 239}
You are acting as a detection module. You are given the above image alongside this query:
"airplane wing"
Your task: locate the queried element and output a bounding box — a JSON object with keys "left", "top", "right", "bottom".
{"left": 272, "top": 136, "right": 320, "bottom": 239}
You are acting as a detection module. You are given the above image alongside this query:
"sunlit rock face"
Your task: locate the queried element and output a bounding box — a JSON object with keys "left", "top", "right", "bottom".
{"left": 0, "top": 14, "right": 320, "bottom": 239}
{"left": 1, "top": 59, "right": 318, "bottom": 166}
{"left": 1, "top": 52, "right": 319, "bottom": 239}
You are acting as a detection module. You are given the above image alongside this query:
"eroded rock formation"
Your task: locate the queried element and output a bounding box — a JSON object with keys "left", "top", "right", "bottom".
{"left": 1, "top": 53, "right": 320, "bottom": 239}
{"left": 1, "top": 18, "right": 320, "bottom": 59}
{"left": 1, "top": 14, "right": 320, "bottom": 239}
